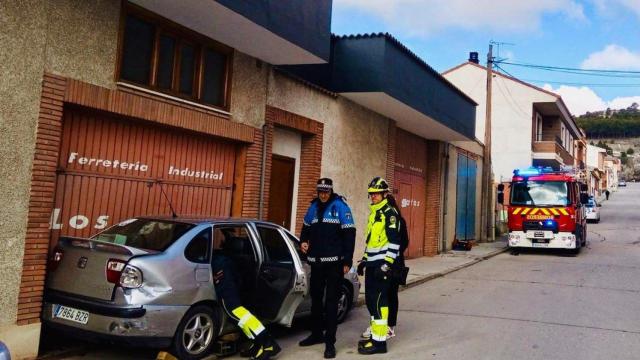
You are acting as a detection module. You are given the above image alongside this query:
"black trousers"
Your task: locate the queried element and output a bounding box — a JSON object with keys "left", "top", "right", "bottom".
{"left": 388, "top": 256, "right": 404, "bottom": 327}
{"left": 364, "top": 266, "right": 390, "bottom": 338}
{"left": 309, "top": 262, "right": 343, "bottom": 345}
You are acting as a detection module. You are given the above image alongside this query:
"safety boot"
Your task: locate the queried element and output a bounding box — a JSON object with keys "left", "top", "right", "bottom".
{"left": 239, "top": 341, "right": 259, "bottom": 357}
{"left": 251, "top": 333, "right": 281, "bottom": 360}
{"left": 357, "top": 340, "right": 387, "bottom": 355}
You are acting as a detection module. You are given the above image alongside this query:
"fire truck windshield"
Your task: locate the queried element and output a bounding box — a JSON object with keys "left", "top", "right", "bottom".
{"left": 510, "top": 181, "right": 569, "bottom": 206}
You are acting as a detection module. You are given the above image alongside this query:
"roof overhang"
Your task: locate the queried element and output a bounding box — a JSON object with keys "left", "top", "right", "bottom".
{"left": 281, "top": 34, "right": 477, "bottom": 141}
{"left": 534, "top": 100, "right": 581, "bottom": 138}
{"left": 342, "top": 92, "right": 469, "bottom": 141}
{"left": 130, "top": 0, "right": 331, "bottom": 64}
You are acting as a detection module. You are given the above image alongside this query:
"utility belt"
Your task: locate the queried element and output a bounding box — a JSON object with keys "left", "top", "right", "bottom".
{"left": 307, "top": 255, "right": 343, "bottom": 263}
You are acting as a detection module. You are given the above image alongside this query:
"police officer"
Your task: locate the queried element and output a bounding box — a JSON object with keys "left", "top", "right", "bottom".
{"left": 298, "top": 178, "right": 356, "bottom": 359}
{"left": 212, "top": 240, "right": 280, "bottom": 360}
{"left": 357, "top": 177, "right": 401, "bottom": 355}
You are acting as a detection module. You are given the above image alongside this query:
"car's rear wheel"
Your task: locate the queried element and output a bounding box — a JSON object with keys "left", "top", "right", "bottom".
{"left": 171, "top": 305, "right": 218, "bottom": 360}
{"left": 336, "top": 282, "right": 353, "bottom": 324}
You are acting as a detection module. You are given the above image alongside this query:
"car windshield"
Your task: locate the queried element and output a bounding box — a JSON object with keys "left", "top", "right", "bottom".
{"left": 93, "top": 218, "right": 195, "bottom": 251}
{"left": 510, "top": 181, "right": 569, "bottom": 206}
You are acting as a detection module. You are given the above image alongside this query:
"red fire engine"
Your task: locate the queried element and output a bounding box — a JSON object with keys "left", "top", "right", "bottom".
{"left": 498, "top": 167, "right": 589, "bottom": 254}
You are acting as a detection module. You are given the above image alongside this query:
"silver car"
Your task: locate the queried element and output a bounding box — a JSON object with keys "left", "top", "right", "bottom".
{"left": 585, "top": 198, "right": 601, "bottom": 223}
{"left": 43, "top": 217, "right": 360, "bottom": 360}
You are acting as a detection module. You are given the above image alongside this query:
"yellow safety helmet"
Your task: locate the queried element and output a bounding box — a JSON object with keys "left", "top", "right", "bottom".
{"left": 367, "top": 177, "right": 390, "bottom": 193}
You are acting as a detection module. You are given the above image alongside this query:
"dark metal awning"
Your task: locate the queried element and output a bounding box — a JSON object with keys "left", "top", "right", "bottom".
{"left": 283, "top": 33, "right": 477, "bottom": 140}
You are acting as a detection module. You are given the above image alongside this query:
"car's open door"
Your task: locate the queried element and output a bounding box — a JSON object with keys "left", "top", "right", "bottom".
{"left": 252, "top": 224, "right": 308, "bottom": 327}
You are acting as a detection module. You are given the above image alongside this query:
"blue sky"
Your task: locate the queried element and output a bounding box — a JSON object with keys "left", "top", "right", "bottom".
{"left": 332, "top": 0, "right": 640, "bottom": 116}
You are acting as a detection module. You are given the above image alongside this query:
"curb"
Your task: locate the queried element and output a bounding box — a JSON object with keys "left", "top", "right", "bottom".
{"left": 354, "top": 246, "right": 508, "bottom": 307}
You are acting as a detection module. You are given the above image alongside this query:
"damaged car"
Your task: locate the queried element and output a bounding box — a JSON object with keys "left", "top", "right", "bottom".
{"left": 42, "top": 217, "right": 360, "bottom": 359}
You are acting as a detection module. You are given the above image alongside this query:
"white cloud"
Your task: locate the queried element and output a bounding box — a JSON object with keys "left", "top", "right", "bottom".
{"left": 581, "top": 45, "right": 640, "bottom": 70}
{"left": 593, "top": 0, "right": 640, "bottom": 19}
{"left": 543, "top": 84, "right": 640, "bottom": 115}
{"left": 334, "top": 0, "right": 585, "bottom": 36}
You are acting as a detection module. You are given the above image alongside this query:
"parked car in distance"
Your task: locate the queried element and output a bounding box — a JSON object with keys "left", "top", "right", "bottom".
{"left": 43, "top": 217, "right": 360, "bottom": 360}
{"left": 585, "top": 197, "right": 601, "bottom": 223}
{"left": 619, "top": 180, "right": 627, "bottom": 187}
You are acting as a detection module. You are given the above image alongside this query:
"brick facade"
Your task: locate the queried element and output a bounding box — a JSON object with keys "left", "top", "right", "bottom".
{"left": 264, "top": 106, "right": 323, "bottom": 236}
{"left": 17, "top": 74, "right": 66, "bottom": 325}
{"left": 424, "top": 140, "right": 443, "bottom": 256}
{"left": 18, "top": 74, "right": 258, "bottom": 326}
{"left": 385, "top": 121, "right": 396, "bottom": 189}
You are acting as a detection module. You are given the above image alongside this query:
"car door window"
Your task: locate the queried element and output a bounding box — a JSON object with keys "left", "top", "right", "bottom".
{"left": 212, "top": 225, "right": 257, "bottom": 298}
{"left": 257, "top": 226, "right": 293, "bottom": 265}
{"left": 184, "top": 227, "right": 212, "bottom": 264}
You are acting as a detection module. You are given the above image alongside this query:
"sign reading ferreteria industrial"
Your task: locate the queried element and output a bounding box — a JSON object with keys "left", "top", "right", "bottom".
{"left": 67, "top": 152, "right": 224, "bottom": 181}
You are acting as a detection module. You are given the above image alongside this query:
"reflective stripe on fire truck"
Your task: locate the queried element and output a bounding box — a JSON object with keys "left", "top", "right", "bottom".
{"left": 511, "top": 207, "right": 569, "bottom": 215}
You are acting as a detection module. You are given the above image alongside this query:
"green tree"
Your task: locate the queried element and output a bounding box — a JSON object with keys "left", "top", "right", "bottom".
{"left": 627, "top": 148, "right": 635, "bottom": 155}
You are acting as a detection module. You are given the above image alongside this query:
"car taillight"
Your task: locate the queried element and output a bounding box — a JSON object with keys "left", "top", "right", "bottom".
{"left": 106, "top": 259, "right": 127, "bottom": 284}
{"left": 48, "top": 247, "right": 64, "bottom": 272}
{"left": 106, "top": 259, "right": 143, "bottom": 289}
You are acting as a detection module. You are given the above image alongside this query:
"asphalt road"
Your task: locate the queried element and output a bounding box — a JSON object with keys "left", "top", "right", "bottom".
{"left": 49, "top": 184, "right": 640, "bottom": 360}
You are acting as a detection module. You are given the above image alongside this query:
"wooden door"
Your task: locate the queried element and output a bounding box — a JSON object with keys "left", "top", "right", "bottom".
{"left": 395, "top": 170, "right": 426, "bottom": 259}
{"left": 268, "top": 155, "right": 296, "bottom": 229}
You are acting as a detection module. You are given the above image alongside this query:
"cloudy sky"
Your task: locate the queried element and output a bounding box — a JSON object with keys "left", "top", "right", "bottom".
{"left": 332, "top": 0, "right": 640, "bottom": 116}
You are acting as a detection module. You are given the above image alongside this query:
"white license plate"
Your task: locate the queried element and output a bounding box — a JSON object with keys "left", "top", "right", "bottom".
{"left": 526, "top": 231, "right": 552, "bottom": 239}
{"left": 53, "top": 305, "right": 90, "bottom": 324}
{"left": 532, "top": 242, "right": 549, "bottom": 248}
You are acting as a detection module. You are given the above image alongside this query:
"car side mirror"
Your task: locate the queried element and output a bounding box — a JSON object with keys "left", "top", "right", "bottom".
{"left": 497, "top": 184, "right": 505, "bottom": 205}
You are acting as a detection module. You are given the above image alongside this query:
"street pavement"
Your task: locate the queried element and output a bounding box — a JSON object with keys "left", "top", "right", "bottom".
{"left": 43, "top": 184, "right": 640, "bottom": 359}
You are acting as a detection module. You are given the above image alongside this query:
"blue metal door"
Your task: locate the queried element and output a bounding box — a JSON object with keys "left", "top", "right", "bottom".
{"left": 456, "top": 154, "right": 477, "bottom": 241}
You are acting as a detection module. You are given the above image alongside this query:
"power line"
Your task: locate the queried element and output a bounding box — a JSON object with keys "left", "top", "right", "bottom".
{"left": 498, "top": 61, "right": 640, "bottom": 75}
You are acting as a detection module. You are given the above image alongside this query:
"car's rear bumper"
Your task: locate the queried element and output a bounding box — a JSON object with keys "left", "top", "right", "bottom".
{"left": 43, "top": 321, "right": 173, "bottom": 348}
{"left": 43, "top": 291, "right": 188, "bottom": 340}
{"left": 508, "top": 231, "right": 578, "bottom": 249}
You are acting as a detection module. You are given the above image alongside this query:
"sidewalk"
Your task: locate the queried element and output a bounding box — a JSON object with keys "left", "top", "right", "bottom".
{"left": 355, "top": 239, "right": 508, "bottom": 306}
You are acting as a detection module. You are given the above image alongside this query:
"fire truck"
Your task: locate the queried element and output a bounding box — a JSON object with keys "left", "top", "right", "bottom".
{"left": 497, "top": 167, "right": 589, "bottom": 254}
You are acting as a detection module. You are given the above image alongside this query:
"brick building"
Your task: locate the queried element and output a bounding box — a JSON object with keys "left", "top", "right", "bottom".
{"left": 0, "top": 1, "right": 476, "bottom": 358}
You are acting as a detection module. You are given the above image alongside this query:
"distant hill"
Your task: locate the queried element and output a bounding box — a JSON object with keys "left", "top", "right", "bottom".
{"left": 577, "top": 103, "right": 640, "bottom": 138}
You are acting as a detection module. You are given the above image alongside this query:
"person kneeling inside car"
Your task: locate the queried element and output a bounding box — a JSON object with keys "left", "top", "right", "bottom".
{"left": 212, "top": 249, "right": 281, "bottom": 359}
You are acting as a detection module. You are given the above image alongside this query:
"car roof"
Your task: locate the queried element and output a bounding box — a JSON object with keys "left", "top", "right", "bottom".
{"left": 135, "top": 216, "right": 283, "bottom": 228}
{"left": 136, "top": 215, "right": 253, "bottom": 225}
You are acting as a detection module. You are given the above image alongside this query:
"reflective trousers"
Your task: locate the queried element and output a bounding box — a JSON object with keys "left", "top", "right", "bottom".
{"left": 364, "top": 266, "right": 390, "bottom": 342}
{"left": 212, "top": 256, "right": 265, "bottom": 340}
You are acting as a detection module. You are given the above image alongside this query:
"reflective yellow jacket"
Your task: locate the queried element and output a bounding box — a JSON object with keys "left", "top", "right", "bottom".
{"left": 363, "top": 198, "right": 401, "bottom": 266}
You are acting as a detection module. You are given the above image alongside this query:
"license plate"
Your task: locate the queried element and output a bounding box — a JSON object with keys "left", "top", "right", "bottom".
{"left": 526, "top": 230, "right": 552, "bottom": 239}
{"left": 53, "top": 305, "right": 90, "bottom": 324}
{"left": 534, "top": 231, "right": 544, "bottom": 238}
{"left": 532, "top": 242, "right": 548, "bottom": 248}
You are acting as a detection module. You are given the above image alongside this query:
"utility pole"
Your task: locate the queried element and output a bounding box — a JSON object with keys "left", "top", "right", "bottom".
{"left": 481, "top": 43, "right": 494, "bottom": 241}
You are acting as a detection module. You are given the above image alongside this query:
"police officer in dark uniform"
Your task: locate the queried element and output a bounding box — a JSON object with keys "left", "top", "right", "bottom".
{"left": 298, "top": 178, "right": 356, "bottom": 359}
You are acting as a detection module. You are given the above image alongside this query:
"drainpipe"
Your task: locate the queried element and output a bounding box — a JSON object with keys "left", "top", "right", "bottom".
{"left": 441, "top": 143, "right": 450, "bottom": 253}
{"left": 258, "top": 124, "right": 268, "bottom": 220}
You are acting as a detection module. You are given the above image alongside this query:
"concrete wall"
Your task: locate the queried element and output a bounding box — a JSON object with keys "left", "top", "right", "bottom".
{"left": 230, "top": 52, "right": 269, "bottom": 128}
{"left": 44, "top": 0, "right": 121, "bottom": 89}
{"left": 267, "top": 72, "right": 390, "bottom": 259}
{"left": 0, "top": 2, "right": 49, "bottom": 358}
{"left": 444, "top": 64, "right": 557, "bottom": 183}
{"left": 272, "top": 127, "right": 302, "bottom": 232}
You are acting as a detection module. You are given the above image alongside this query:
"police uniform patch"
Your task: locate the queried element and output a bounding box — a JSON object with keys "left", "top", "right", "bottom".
{"left": 389, "top": 216, "right": 397, "bottom": 228}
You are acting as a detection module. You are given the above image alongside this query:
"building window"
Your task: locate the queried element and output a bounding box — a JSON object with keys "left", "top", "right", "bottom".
{"left": 118, "top": 6, "right": 232, "bottom": 109}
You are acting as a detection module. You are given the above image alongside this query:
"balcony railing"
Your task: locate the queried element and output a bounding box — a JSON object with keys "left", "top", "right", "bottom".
{"left": 535, "top": 133, "right": 563, "bottom": 145}
{"left": 532, "top": 141, "right": 575, "bottom": 166}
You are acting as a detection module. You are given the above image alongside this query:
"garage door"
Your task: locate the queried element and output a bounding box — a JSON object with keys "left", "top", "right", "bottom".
{"left": 394, "top": 129, "right": 427, "bottom": 259}
{"left": 49, "top": 108, "right": 237, "bottom": 249}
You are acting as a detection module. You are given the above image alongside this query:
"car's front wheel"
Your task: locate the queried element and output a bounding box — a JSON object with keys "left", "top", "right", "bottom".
{"left": 171, "top": 305, "right": 218, "bottom": 360}
{"left": 336, "top": 282, "right": 353, "bottom": 324}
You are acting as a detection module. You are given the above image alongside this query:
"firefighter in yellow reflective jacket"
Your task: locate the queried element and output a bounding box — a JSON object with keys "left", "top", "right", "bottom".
{"left": 356, "top": 177, "right": 401, "bottom": 355}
